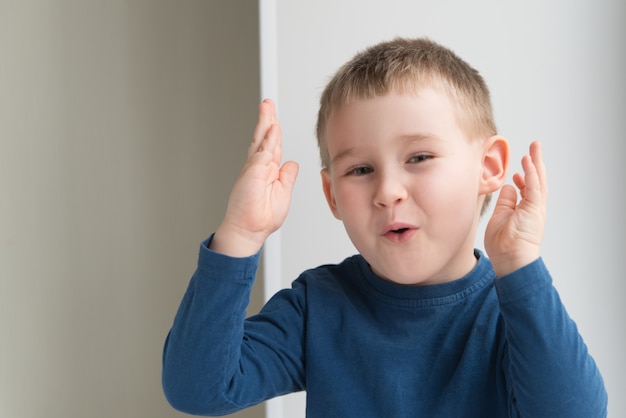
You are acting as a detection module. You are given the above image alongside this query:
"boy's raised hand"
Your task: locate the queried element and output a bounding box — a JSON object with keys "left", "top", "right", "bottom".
{"left": 211, "top": 99, "right": 299, "bottom": 257}
{"left": 485, "top": 142, "right": 548, "bottom": 277}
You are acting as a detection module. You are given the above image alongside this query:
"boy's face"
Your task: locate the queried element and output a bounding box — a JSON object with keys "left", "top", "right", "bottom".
{"left": 321, "top": 88, "right": 491, "bottom": 285}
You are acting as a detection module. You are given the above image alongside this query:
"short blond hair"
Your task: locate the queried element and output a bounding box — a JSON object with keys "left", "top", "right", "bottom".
{"left": 316, "top": 37, "right": 498, "bottom": 212}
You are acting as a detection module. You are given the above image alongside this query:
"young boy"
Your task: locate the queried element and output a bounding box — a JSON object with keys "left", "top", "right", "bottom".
{"left": 162, "top": 38, "right": 607, "bottom": 417}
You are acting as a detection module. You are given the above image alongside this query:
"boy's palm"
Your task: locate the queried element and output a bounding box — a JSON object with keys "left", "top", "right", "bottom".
{"left": 485, "top": 142, "right": 547, "bottom": 277}
{"left": 213, "top": 100, "right": 299, "bottom": 257}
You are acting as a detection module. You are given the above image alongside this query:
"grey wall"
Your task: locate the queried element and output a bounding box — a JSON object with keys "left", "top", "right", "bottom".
{"left": 272, "top": 0, "right": 626, "bottom": 416}
{"left": 0, "top": 1, "right": 264, "bottom": 417}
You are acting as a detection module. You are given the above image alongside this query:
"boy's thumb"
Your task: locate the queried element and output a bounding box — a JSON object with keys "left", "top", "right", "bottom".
{"left": 279, "top": 161, "right": 299, "bottom": 191}
{"left": 492, "top": 184, "right": 517, "bottom": 214}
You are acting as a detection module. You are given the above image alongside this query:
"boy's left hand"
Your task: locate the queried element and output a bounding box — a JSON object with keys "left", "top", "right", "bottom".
{"left": 485, "top": 141, "right": 548, "bottom": 277}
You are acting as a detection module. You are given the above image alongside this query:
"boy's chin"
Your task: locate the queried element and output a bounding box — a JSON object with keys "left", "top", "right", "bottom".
{"left": 369, "top": 263, "right": 435, "bottom": 286}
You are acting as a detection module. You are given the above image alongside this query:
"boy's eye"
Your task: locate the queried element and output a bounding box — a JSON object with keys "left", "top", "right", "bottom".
{"left": 347, "top": 166, "right": 373, "bottom": 176}
{"left": 408, "top": 154, "right": 433, "bottom": 163}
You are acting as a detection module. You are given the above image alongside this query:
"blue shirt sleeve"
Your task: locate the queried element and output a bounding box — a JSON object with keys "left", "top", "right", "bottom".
{"left": 161, "top": 236, "right": 306, "bottom": 415}
{"left": 495, "top": 258, "right": 608, "bottom": 417}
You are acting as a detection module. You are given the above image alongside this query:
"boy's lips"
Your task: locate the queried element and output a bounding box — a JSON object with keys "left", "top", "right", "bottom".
{"left": 381, "top": 223, "right": 418, "bottom": 243}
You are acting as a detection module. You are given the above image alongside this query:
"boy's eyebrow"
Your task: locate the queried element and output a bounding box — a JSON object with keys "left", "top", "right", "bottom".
{"left": 330, "top": 147, "right": 359, "bottom": 166}
{"left": 402, "top": 133, "right": 440, "bottom": 143}
{"left": 330, "top": 133, "right": 439, "bottom": 165}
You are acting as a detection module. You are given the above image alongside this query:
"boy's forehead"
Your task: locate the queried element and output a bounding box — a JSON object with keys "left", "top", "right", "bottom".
{"left": 323, "top": 88, "right": 476, "bottom": 151}
{"left": 327, "top": 86, "right": 456, "bottom": 126}
{"left": 328, "top": 81, "right": 451, "bottom": 117}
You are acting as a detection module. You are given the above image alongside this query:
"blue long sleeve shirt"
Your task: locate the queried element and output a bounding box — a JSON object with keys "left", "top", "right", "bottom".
{"left": 162, "top": 238, "right": 607, "bottom": 417}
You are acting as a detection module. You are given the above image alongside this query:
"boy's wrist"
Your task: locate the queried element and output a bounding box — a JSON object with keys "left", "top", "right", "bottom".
{"left": 490, "top": 252, "right": 541, "bottom": 278}
{"left": 210, "top": 223, "right": 266, "bottom": 258}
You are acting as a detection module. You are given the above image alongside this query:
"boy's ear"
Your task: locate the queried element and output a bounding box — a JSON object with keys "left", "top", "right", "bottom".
{"left": 321, "top": 169, "right": 342, "bottom": 220}
{"left": 480, "top": 135, "right": 509, "bottom": 194}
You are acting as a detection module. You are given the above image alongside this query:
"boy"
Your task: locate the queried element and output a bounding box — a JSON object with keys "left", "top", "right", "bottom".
{"left": 162, "top": 38, "right": 607, "bottom": 417}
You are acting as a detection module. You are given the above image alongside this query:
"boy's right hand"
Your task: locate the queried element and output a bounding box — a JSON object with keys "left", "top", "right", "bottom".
{"left": 210, "top": 99, "right": 299, "bottom": 257}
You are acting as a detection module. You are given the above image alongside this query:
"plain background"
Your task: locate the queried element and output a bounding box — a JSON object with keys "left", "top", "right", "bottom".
{"left": 272, "top": 0, "right": 625, "bottom": 417}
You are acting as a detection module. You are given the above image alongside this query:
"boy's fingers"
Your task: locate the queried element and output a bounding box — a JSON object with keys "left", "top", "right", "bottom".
{"left": 263, "top": 123, "right": 282, "bottom": 164}
{"left": 529, "top": 141, "right": 548, "bottom": 197}
{"left": 265, "top": 98, "right": 277, "bottom": 125}
{"left": 250, "top": 99, "right": 276, "bottom": 157}
{"left": 520, "top": 142, "right": 547, "bottom": 206}
{"left": 512, "top": 172, "right": 526, "bottom": 199}
{"left": 273, "top": 121, "right": 283, "bottom": 163}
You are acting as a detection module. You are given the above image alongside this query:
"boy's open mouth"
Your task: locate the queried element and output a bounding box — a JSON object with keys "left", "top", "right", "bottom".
{"left": 381, "top": 224, "right": 417, "bottom": 243}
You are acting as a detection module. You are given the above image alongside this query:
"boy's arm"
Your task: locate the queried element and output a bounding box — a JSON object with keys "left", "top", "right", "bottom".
{"left": 494, "top": 259, "right": 607, "bottom": 417}
{"left": 162, "top": 237, "right": 306, "bottom": 415}
{"left": 162, "top": 100, "right": 302, "bottom": 414}
{"left": 485, "top": 142, "right": 607, "bottom": 416}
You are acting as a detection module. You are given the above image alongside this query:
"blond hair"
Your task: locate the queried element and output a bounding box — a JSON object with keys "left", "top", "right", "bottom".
{"left": 316, "top": 37, "right": 498, "bottom": 212}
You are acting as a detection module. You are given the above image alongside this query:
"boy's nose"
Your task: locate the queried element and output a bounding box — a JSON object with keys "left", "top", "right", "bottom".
{"left": 373, "top": 173, "right": 408, "bottom": 208}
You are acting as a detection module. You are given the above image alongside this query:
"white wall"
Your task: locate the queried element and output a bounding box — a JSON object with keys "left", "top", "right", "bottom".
{"left": 271, "top": 0, "right": 626, "bottom": 416}
{"left": 0, "top": 1, "right": 264, "bottom": 417}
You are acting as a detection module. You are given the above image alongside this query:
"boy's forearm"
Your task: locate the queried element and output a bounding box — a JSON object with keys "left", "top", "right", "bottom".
{"left": 162, "top": 237, "right": 261, "bottom": 414}
{"left": 496, "top": 259, "right": 607, "bottom": 417}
